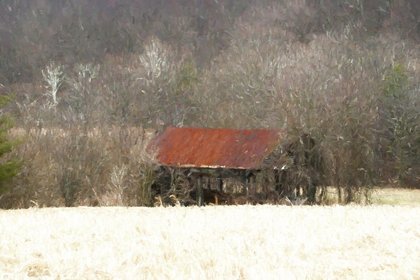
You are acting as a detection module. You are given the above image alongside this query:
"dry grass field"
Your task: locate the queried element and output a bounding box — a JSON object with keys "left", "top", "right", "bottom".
{"left": 1, "top": 203, "right": 420, "bottom": 279}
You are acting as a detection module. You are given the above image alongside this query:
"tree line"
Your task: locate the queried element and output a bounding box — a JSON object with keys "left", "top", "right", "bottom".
{"left": 0, "top": 0, "right": 419, "bottom": 207}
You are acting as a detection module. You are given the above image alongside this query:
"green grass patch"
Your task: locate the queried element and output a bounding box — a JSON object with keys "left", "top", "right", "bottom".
{"left": 373, "top": 188, "right": 420, "bottom": 206}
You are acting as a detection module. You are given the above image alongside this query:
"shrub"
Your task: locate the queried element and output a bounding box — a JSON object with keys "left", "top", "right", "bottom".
{"left": 2, "top": 126, "right": 158, "bottom": 208}
{"left": 378, "top": 63, "right": 420, "bottom": 186}
{"left": 0, "top": 94, "right": 22, "bottom": 196}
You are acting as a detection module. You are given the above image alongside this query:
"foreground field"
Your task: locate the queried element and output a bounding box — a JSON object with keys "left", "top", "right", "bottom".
{"left": 1, "top": 205, "right": 420, "bottom": 279}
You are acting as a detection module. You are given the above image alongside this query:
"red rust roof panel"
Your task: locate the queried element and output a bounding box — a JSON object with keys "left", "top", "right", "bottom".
{"left": 147, "top": 127, "right": 283, "bottom": 169}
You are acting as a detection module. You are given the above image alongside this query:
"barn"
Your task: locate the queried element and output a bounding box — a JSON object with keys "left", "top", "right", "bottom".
{"left": 147, "top": 127, "right": 321, "bottom": 206}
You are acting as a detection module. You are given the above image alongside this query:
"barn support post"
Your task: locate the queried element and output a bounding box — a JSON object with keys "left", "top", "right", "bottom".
{"left": 169, "top": 168, "right": 176, "bottom": 193}
{"left": 240, "top": 170, "right": 248, "bottom": 196}
{"left": 196, "top": 176, "right": 204, "bottom": 207}
{"left": 245, "top": 173, "right": 256, "bottom": 194}
{"left": 206, "top": 177, "right": 211, "bottom": 190}
{"left": 274, "top": 169, "right": 282, "bottom": 194}
{"left": 217, "top": 178, "right": 223, "bottom": 192}
{"left": 250, "top": 174, "right": 256, "bottom": 193}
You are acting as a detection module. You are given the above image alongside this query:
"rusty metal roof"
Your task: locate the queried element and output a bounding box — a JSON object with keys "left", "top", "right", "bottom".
{"left": 147, "top": 127, "right": 283, "bottom": 169}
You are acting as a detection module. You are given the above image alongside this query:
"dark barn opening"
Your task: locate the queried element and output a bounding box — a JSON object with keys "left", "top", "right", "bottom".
{"left": 147, "top": 127, "right": 323, "bottom": 206}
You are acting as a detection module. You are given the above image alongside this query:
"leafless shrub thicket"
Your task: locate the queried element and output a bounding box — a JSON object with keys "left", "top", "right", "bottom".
{"left": 0, "top": 126, "right": 157, "bottom": 209}
{"left": 1, "top": 0, "right": 420, "bottom": 207}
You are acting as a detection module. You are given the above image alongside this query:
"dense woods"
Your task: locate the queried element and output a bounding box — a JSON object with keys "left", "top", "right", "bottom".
{"left": 1, "top": 0, "right": 420, "bottom": 207}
